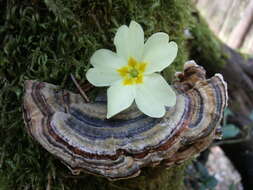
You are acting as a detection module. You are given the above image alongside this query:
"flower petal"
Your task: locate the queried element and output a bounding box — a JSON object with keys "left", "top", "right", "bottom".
{"left": 145, "top": 73, "right": 176, "bottom": 107}
{"left": 113, "top": 25, "right": 129, "bottom": 60}
{"left": 90, "top": 49, "right": 126, "bottom": 69}
{"left": 135, "top": 73, "right": 176, "bottom": 117}
{"left": 107, "top": 81, "right": 135, "bottom": 118}
{"left": 86, "top": 68, "right": 120, "bottom": 87}
{"left": 114, "top": 21, "right": 144, "bottom": 61}
{"left": 142, "top": 32, "right": 178, "bottom": 74}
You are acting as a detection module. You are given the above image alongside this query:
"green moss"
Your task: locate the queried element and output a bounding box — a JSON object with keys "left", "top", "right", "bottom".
{"left": 108, "top": 164, "right": 187, "bottom": 190}
{"left": 187, "top": 10, "right": 228, "bottom": 74}
{"left": 0, "top": 0, "right": 198, "bottom": 189}
{"left": 238, "top": 51, "right": 253, "bottom": 61}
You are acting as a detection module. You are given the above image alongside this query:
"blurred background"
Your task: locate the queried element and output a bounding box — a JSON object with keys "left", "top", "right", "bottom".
{"left": 189, "top": 1, "right": 253, "bottom": 189}
{"left": 196, "top": 0, "right": 253, "bottom": 54}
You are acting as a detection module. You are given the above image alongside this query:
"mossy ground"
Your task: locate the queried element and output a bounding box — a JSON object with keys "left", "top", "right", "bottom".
{"left": 0, "top": 0, "right": 223, "bottom": 189}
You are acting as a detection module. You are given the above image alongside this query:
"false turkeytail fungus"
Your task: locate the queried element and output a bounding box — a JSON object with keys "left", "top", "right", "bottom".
{"left": 23, "top": 62, "right": 228, "bottom": 180}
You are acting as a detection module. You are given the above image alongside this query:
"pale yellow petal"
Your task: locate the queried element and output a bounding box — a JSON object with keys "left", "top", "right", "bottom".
{"left": 114, "top": 25, "right": 129, "bottom": 60}
{"left": 114, "top": 21, "right": 144, "bottom": 60}
{"left": 135, "top": 73, "right": 176, "bottom": 117}
{"left": 107, "top": 81, "right": 135, "bottom": 118}
{"left": 142, "top": 32, "right": 178, "bottom": 74}
{"left": 90, "top": 49, "right": 126, "bottom": 69}
{"left": 86, "top": 68, "right": 120, "bottom": 87}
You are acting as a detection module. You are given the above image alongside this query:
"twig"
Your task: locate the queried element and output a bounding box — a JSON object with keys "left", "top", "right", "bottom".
{"left": 213, "top": 138, "right": 248, "bottom": 146}
{"left": 70, "top": 74, "right": 90, "bottom": 102}
{"left": 90, "top": 14, "right": 102, "bottom": 32}
{"left": 213, "top": 125, "right": 251, "bottom": 146}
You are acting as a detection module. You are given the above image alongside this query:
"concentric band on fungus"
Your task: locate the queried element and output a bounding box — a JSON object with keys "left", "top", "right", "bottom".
{"left": 23, "top": 62, "right": 228, "bottom": 180}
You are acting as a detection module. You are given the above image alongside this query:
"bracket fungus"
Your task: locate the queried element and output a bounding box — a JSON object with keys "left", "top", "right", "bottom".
{"left": 23, "top": 62, "right": 228, "bottom": 180}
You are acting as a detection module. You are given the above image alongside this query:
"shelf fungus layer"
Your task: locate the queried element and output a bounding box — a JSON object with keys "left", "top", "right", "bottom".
{"left": 23, "top": 62, "right": 228, "bottom": 180}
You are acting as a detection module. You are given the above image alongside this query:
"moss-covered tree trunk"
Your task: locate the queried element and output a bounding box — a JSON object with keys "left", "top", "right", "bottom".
{"left": 1, "top": 0, "right": 251, "bottom": 189}
{"left": 77, "top": 166, "right": 186, "bottom": 190}
{"left": 0, "top": 0, "right": 192, "bottom": 189}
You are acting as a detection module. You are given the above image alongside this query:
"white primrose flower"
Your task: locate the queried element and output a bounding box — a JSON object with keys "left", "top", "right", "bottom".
{"left": 86, "top": 21, "right": 178, "bottom": 118}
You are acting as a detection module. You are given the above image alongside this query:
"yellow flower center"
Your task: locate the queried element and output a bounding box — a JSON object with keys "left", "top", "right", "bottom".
{"left": 117, "top": 57, "right": 147, "bottom": 85}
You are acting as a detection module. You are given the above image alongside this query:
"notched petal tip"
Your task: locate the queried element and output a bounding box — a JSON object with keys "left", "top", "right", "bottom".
{"left": 114, "top": 25, "right": 129, "bottom": 44}
{"left": 90, "top": 49, "right": 126, "bottom": 70}
{"left": 90, "top": 49, "right": 111, "bottom": 67}
{"left": 129, "top": 20, "right": 142, "bottom": 30}
{"left": 148, "top": 32, "right": 169, "bottom": 43}
{"left": 142, "top": 38, "right": 178, "bottom": 74}
{"left": 168, "top": 41, "right": 178, "bottom": 60}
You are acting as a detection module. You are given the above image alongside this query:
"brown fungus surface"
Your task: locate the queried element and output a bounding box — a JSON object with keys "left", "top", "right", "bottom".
{"left": 23, "top": 62, "right": 228, "bottom": 180}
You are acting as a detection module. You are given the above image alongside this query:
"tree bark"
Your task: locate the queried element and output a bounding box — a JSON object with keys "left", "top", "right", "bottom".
{"left": 218, "top": 46, "right": 253, "bottom": 189}
{"left": 189, "top": 13, "right": 253, "bottom": 189}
